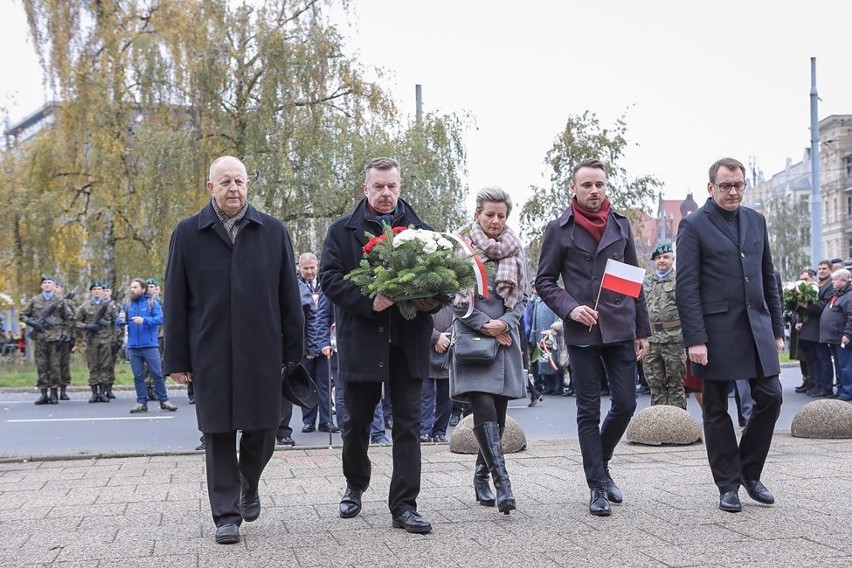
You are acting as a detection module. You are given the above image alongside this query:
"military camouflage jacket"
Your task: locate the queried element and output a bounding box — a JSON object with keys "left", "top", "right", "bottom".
{"left": 643, "top": 269, "right": 683, "bottom": 343}
{"left": 76, "top": 299, "right": 120, "bottom": 344}
{"left": 20, "top": 293, "right": 75, "bottom": 343}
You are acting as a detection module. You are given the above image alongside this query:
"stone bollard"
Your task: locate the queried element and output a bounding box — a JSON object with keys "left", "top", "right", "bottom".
{"left": 449, "top": 414, "right": 527, "bottom": 454}
{"left": 791, "top": 399, "right": 852, "bottom": 439}
{"left": 625, "top": 405, "right": 702, "bottom": 446}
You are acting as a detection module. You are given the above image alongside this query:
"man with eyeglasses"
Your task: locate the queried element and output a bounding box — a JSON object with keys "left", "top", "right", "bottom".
{"left": 675, "top": 157, "right": 784, "bottom": 513}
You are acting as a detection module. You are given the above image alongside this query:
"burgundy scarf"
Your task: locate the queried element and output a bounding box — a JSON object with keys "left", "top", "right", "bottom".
{"left": 572, "top": 196, "right": 611, "bottom": 243}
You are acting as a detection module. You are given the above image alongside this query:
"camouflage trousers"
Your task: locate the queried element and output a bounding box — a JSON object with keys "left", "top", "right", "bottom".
{"left": 645, "top": 341, "right": 687, "bottom": 409}
{"left": 34, "top": 340, "right": 62, "bottom": 389}
{"left": 59, "top": 341, "right": 72, "bottom": 386}
{"left": 85, "top": 342, "right": 114, "bottom": 386}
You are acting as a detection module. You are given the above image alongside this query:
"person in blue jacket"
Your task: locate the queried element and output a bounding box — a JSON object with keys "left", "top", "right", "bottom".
{"left": 120, "top": 278, "right": 177, "bottom": 413}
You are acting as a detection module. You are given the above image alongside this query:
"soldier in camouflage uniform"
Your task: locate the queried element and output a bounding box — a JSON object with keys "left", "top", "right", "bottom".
{"left": 55, "top": 283, "right": 77, "bottom": 400}
{"left": 76, "top": 281, "right": 120, "bottom": 403}
{"left": 102, "top": 284, "right": 122, "bottom": 399}
{"left": 642, "top": 244, "right": 687, "bottom": 409}
{"left": 19, "top": 275, "right": 75, "bottom": 405}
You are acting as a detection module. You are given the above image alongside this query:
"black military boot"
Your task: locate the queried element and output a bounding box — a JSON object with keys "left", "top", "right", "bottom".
{"left": 35, "top": 388, "right": 49, "bottom": 405}
{"left": 105, "top": 384, "right": 115, "bottom": 399}
{"left": 98, "top": 383, "right": 110, "bottom": 403}
{"left": 147, "top": 385, "right": 156, "bottom": 401}
{"left": 89, "top": 385, "right": 100, "bottom": 403}
{"left": 48, "top": 387, "right": 59, "bottom": 405}
{"left": 60, "top": 385, "right": 70, "bottom": 401}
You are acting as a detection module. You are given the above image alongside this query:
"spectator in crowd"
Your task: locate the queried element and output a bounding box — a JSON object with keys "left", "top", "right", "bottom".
{"left": 818, "top": 269, "right": 852, "bottom": 401}
{"left": 420, "top": 306, "right": 453, "bottom": 443}
{"left": 121, "top": 278, "right": 176, "bottom": 414}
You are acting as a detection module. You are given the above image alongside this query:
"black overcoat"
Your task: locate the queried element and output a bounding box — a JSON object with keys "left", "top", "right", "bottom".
{"left": 535, "top": 204, "right": 652, "bottom": 346}
{"left": 163, "top": 203, "right": 304, "bottom": 433}
{"left": 675, "top": 198, "right": 783, "bottom": 380}
{"left": 319, "top": 198, "right": 433, "bottom": 382}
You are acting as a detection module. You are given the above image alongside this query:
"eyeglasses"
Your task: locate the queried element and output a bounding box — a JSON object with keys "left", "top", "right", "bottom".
{"left": 713, "top": 181, "right": 746, "bottom": 193}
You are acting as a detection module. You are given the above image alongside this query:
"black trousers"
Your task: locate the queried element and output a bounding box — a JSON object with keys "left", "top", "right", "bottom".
{"left": 204, "top": 428, "right": 276, "bottom": 527}
{"left": 567, "top": 341, "right": 638, "bottom": 488}
{"left": 702, "top": 376, "right": 782, "bottom": 493}
{"left": 341, "top": 346, "right": 422, "bottom": 517}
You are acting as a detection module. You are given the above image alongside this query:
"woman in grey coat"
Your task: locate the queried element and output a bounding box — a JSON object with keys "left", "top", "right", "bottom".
{"left": 450, "top": 186, "right": 527, "bottom": 514}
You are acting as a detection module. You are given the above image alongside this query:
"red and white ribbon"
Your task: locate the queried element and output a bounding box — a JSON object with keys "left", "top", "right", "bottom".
{"left": 441, "top": 232, "right": 489, "bottom": 300}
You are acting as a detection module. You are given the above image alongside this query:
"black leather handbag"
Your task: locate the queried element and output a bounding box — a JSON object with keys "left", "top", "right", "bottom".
{"left": 453, "top": 332, "right": 498, "bottom": 363}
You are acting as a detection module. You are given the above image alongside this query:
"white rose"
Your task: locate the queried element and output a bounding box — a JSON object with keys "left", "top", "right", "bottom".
{"left": 392, "top": 229, "right": 416, "bottom": 248}
{"left": 436, "top": 237, "right": 453, "bottom": 250}
{"left": 422, "top": 240, "right": 438, "bottom": 254}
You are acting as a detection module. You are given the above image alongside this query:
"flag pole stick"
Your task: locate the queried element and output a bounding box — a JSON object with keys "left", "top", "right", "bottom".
{"left": 589, "top": 280, "right": 604, "bottom": 332}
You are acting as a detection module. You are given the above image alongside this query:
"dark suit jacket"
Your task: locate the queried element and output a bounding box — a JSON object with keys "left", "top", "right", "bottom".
{"left": 675, "top": 198, "right": 783, "bottom": 380}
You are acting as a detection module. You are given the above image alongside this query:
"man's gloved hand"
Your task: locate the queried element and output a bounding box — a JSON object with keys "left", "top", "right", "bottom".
{"left": 97, "top": 319, "right": 110, "bottom": 327}
{"left": 29, "top": 321, "right": 44, "bottom": 332}
{"left": 85, "top": 323, "right": 101, "bottom": 332}
{"left": 408, "top": 298, "right": 442, "bottom": 312}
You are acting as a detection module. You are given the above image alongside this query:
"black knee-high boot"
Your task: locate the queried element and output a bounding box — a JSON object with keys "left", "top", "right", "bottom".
{"left": 473, "top": 421, "right": 515, "bottom": 514}
{"left": 473, "top": 450, "right": 496, "bottom": 506}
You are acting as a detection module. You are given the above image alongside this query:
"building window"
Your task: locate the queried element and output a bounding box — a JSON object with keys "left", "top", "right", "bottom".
{"left": 845, "top": 154, "right": 852, "bottom": 178}
{"left": 848, "top": 239, "right": 852, "bottom": 259}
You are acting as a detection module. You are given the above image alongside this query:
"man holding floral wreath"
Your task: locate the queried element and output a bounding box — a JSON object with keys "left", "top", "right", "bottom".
{"left": 320, "top": 157, "right": 440, "bottom": 534}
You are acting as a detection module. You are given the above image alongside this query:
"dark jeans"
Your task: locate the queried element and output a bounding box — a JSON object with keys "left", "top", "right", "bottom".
{"left": 568, "top": 341, "right": 638, "bottom": 488}
{"left": 702, "top": 376, "right": 782, "bottom": 492}
{"left": 420, "top": 378, "right": 451, "bottom": 437}
{"left": 341, "top": 346, "right": 422, "bottom": 516}
{"left": 808, "top": 340, "right": 834, "bottom": 393}
{"left": 828, "top": 344, "right": 852, "bottom": 399}
{"left": 129, "top": 347, "right": 168, "bottom": 404}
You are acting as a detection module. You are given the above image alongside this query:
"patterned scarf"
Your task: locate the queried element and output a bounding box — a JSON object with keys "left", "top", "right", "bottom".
{"left": 571, "top": 196, "right": 610, "bottom": 243}
{"left": 465, "top": 221, "right": 526, "bottom": 309}
{"left": 211, "top": 198, "right": 249, "bottom": 243}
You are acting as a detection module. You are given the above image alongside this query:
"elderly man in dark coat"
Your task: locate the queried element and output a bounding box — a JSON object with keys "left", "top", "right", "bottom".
{"left": 536, "top": 158, "right": 651, "bottom": 517}
{"left": 164, "top": 156, "right": 304, "bottom": 544}
{"left": 676, "top": 157, "right": 784, "bottom": 514}
{"left": 320, "top": 156, "right": 438, "bottom": 534}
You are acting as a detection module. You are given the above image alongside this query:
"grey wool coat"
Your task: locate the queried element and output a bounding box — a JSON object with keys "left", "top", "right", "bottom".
{"left": 449, "top": 260, "right": 528, "bottom": 402}
{"left": 163, "top": 202, "right": 304, "bottom": 433}
{"left": 675, "top": 198, "right": 783, "bottom": 380}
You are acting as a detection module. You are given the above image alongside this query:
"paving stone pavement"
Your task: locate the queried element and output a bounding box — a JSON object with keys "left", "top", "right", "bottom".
{"left": 1, "top": 432, "right": 850, "bottom": 567}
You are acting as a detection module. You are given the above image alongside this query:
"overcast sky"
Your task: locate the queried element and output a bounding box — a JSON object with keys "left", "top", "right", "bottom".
{"left": 4, "top": 0, "right": 852, "bottom": 214}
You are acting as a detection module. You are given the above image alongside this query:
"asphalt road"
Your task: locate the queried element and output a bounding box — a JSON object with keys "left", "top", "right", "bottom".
{"left": 0, "top": 365, "right": 812, "bottom": 459}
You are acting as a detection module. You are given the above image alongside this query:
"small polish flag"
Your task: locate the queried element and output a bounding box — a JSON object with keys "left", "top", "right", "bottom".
{"left": 600, "top": 259, "right": 646, "bottom": 298}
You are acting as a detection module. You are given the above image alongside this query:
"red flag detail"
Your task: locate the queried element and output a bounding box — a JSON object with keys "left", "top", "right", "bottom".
{"left": 600, "top": 259, "right": 645, "bottom": 298}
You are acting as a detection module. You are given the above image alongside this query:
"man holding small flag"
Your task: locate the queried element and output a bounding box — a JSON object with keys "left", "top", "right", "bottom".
{"left": 536, "top": 158, "right": 651, "bottom": 517}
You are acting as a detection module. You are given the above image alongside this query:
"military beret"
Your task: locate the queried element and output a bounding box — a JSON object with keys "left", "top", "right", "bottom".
{"left": 651, "top": 243, "right": 673, "bottom": 260}
{"left": 831, "top": 258, "right": 843, "bottom": 265}
{"left": 89, "top": 281, "right": 103, "bottom": 290}
{"left": 146, "top": 278, "right": 159, "bottom": 286}
{"left": 41, "top": 275, "right": 54, "bottom": 283}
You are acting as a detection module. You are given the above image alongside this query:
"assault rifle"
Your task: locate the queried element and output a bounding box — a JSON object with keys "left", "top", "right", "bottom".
{"left": 26, "top": 289, "right": 77, "bottom": 340}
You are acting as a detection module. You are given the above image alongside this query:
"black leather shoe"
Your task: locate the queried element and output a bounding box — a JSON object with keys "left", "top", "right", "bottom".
{"left": 589, "top": 486, "right": 611, "bottom": 516}
{"left": 392, "top": 510, "right": 432, "bottom": 534}
{"left": 604, "top": 464, "right": 623, "bottom": 504}
{"left": 301, "top": 424, "right": 315, "bottom": 433}
{"left": 719, "top": 491, "right": 742, "bottom": 512}
{"left": 740, "top": 477, "right": 774, "bottom": 504}
{"left": 241, "top": 491, "right": 261, "bottom": 522}
{"left": 276, "top": 436, "right": 295, "bottom": 447}
{"left": 318, "top": 422, "right": 341, "bottom": 433}
{"left": 339, "top": 487, "right": 363, "bottom": 519}
{"left": 214, "top": 523, "right": 240, "bottom": 544}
